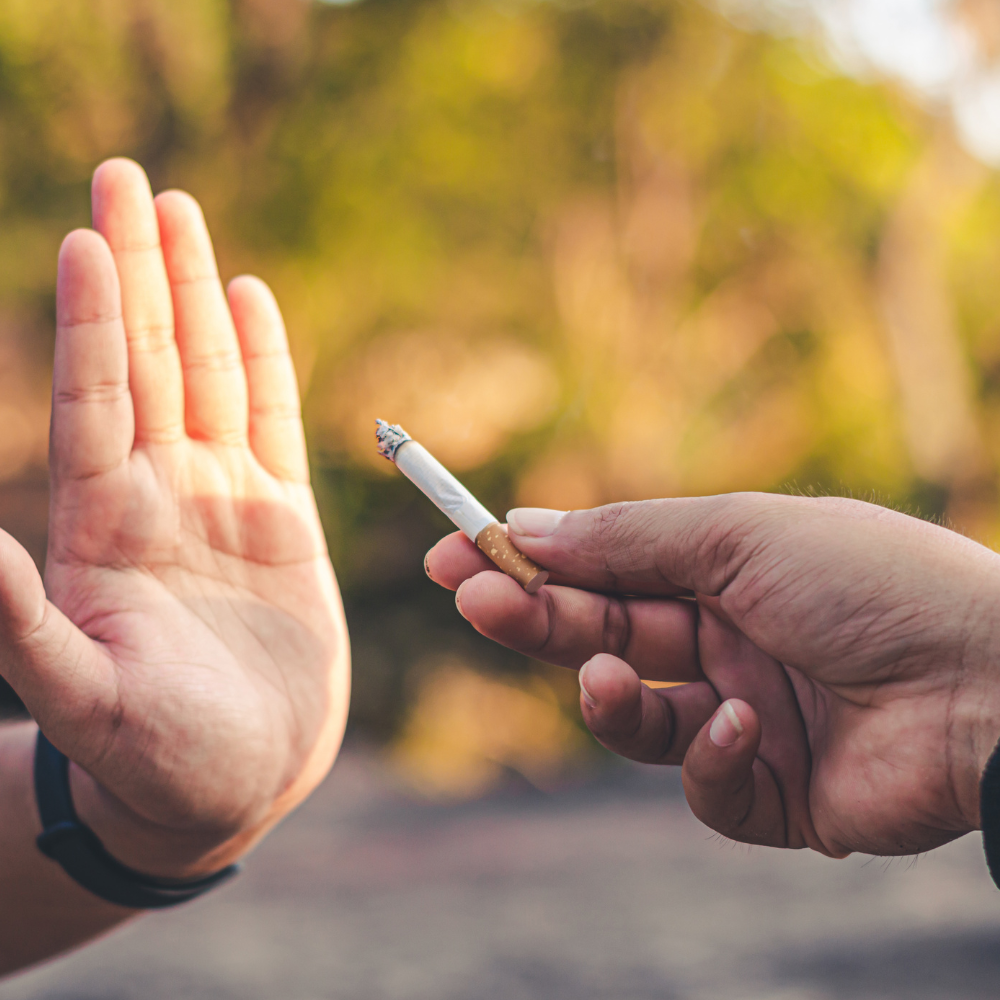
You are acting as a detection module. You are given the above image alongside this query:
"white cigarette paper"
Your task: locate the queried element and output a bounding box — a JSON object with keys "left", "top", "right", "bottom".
{"left": 396, "top": 442, "right": 495, "bottom": 540}
{"left": 376, "top": 420, "right": 549, "bottom": 594}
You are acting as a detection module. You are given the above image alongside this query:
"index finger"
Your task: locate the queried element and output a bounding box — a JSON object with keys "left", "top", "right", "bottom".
{"left": 451, "top": 567, "right": 703, "bottom": 682}
{"left": 52, "top": 230, "right": 134, "bottom": 483}
{"left": 426, "top": 530, "right": 702, "bottom": 678}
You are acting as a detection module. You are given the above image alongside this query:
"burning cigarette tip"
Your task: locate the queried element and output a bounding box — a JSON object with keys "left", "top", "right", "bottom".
{"left": 375, "top": 419, "right": 412, "bottom": 461}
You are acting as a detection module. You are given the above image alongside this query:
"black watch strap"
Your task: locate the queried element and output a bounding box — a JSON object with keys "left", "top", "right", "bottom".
{"left": 34, "top": 731, "right": 239, "bottom": 909}
{"left": 981, "top": 736, "right": 1000, "bottom": 890}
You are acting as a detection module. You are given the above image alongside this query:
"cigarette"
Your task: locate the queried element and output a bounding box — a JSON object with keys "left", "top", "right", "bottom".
{"left": 376, "top": 420, "right": 549, "bottom": 594}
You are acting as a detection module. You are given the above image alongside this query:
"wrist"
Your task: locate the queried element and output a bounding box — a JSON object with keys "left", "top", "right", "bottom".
{"left": 67, "top": 764, "right": 256, "bottom": 880}
{"left": 968, "top": 702, "right": 1000, "bottom": 830}
{"left": 950, "top": 589, "right": 1000, "bottom": 830}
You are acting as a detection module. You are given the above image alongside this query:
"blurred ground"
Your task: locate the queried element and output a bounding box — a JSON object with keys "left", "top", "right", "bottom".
{"left": 2, "top": 747, "right": 999, "bottom": 1000}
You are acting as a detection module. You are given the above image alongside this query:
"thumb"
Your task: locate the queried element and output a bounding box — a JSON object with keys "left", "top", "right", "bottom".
{"left": 681, "top": 698, "right": 789, "bottom": 848}
{"left": 0, "top": 529, "right": 116, "bottom": 745}
{"left": 504, "top": 494, "right": 786, "bottom": 596}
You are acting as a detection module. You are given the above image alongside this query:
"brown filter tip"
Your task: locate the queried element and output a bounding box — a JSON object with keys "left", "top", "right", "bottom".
{"left": 475, "top": 522, "right": 549, "bottom": 594}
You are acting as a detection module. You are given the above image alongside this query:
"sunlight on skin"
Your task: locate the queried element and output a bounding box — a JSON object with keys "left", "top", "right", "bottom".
{"left": 0, "top": 158, "right": 349, "bottom": 972}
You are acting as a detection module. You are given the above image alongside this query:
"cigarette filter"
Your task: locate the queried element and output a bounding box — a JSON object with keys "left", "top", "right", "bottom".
{"left": 376, "top": 420, "right": 549, "bottom": 594}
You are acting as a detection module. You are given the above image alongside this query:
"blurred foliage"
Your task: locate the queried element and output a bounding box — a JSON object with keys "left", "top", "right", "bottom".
{"left": 390, "top": 657, "right": 587, "bottom": 798}
{"left": 2, "top": 0, "right": 1000, "bottom": 770}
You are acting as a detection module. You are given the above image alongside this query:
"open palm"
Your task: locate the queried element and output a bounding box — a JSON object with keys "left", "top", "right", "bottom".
{"left": 0, "top": 160, "right": 348, "bottom": 875}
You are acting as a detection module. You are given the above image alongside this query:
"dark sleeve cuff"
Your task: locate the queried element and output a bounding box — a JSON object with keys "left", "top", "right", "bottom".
{"left": 980, "top": 736, "right": 1000, "bottom": 889}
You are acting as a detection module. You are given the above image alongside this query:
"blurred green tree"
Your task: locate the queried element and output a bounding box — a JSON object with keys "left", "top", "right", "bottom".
{"left": 0, "top": 0, "right": 997, "bottom": 738}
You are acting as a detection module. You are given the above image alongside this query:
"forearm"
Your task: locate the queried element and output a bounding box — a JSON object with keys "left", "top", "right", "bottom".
{"left": 0, "top": 722, "right": 136, "bottom": 975}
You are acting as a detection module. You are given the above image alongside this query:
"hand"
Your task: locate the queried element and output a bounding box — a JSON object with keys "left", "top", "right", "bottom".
{"left": 0, "top": 159, "right": 349, "bottom": 879}
{"left": 426, "top": 494, "right": 1000, "bottom": 857}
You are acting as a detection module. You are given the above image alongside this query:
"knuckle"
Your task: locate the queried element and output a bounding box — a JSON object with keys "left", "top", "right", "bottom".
{"left": 136, "top": 426, "right": 184, "bottom": 445}
{"left": 591, "top": 502, "right": 634, "bottom": 547}
{"left": 645, "top": 696, "right": 677, "bottom": 764}
{"left": 244, "top": 347, "right": 290, "bottom": 363}
{"left": 59, "top": 311, "right": 121, "bottom": 329}
{"left": 185, "top": 349, "right": 244, "bottom": 375}
{"left": 684, "top": 765, "right": 756, "bottom": 836}
{"left": 129, "top": 322, "right": 175, "bottom": 354}
{"left": 601, "top": 597, "right": 632, "bottom": 658}
{"left": 594, "top": 691, "right": 675, "bottom": 765}
{"left": 690, "top": 493, "right": 782, "bottom": 591}
{"left": 55, "top": 380, "right": 129, "bottom": 405}
{"left": 250, "top": 400, "right": 301, "bottom": 420}
{"left": 588, "top": 501, "right": 644, "bottom": 587}
{"left": 531, "top": 588, "right": 559, "bottom": 656}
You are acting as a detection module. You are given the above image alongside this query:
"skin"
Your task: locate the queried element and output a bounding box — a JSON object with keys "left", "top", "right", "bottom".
{"left": 0, "top": 159, "right": 349, "bottom": 972}
{"left": 426, "top": 494, "right": 1000, "bottom": 859}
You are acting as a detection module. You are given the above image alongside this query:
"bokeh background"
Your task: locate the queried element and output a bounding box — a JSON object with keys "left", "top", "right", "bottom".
{"left": 5, "top": 1, "right": 1000, "bottom": 996}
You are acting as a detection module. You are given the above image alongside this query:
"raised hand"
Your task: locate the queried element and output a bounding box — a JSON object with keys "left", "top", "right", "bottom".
{"left": 0, "top": 159, "right": 349, "bottom": 879}
{"left": 426, "top": 495, "right": 1000, "bottom": 857}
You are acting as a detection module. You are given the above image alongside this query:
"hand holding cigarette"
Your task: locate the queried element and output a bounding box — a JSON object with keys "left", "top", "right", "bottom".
{"left": 424, "top": 493, "right": 1000, "bottom": 865}
{"left": 376, "top": 420, "right": 548, "bottom": 594}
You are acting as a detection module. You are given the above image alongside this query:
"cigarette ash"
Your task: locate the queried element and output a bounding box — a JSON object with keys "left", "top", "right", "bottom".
{"left": 375, "top": 419, "right": 412, "bottom": 462}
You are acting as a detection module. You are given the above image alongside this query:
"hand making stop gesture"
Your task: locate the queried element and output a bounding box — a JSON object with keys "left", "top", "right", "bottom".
{"left": 0, "top": 159, "right": 349, "bottom": 901}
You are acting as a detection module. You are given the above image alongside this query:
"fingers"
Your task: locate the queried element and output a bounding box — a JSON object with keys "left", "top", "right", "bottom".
{"left": 91, "top": 158, "right": 184, "bottom": 444}
{"left": 578, "top": 653, "right": 720, "bottom": 764}
{"left": 156, "top": 190, "right": 248, "bottom": 445}
{"left": 696, "top": 598, "right": 816, "bottom": 839}
{"left": 0, "top": 528, "right": 115, "bottom": 739}
{"left": 228, "top": 276, "right": 308, "bottom": 482}
{"left": 92, "top": 159, "right": 303, "bottom": 476}
{"left": 454, "top": 568, "right": 703, "bottom": 680}
{"left": 52, "top": 230, "right": 134, "bottom": 482}
{"left": 682, "top": 699, "right": 790, "bottom": 848}
{"left": 425, "top": 531, "right": 493, "bottom": 590}
{"left": 503, "top": 497, "right": 784, "bottom": 596}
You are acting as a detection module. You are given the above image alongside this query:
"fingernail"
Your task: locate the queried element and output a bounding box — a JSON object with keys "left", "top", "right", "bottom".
{"left": 455, "top": 584, "right": 468, "bottom": 620}
{"left": 506, "top": 508, "right": 567, "bottom": 537}
{"left": 424, "top": 553, "right": 435, "bottom": 582}
{"left": 578, "top": 660, "right": 597, "bottom": 709}
{"left": 709, "top": 700, "right": 744, "bottom": 748}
